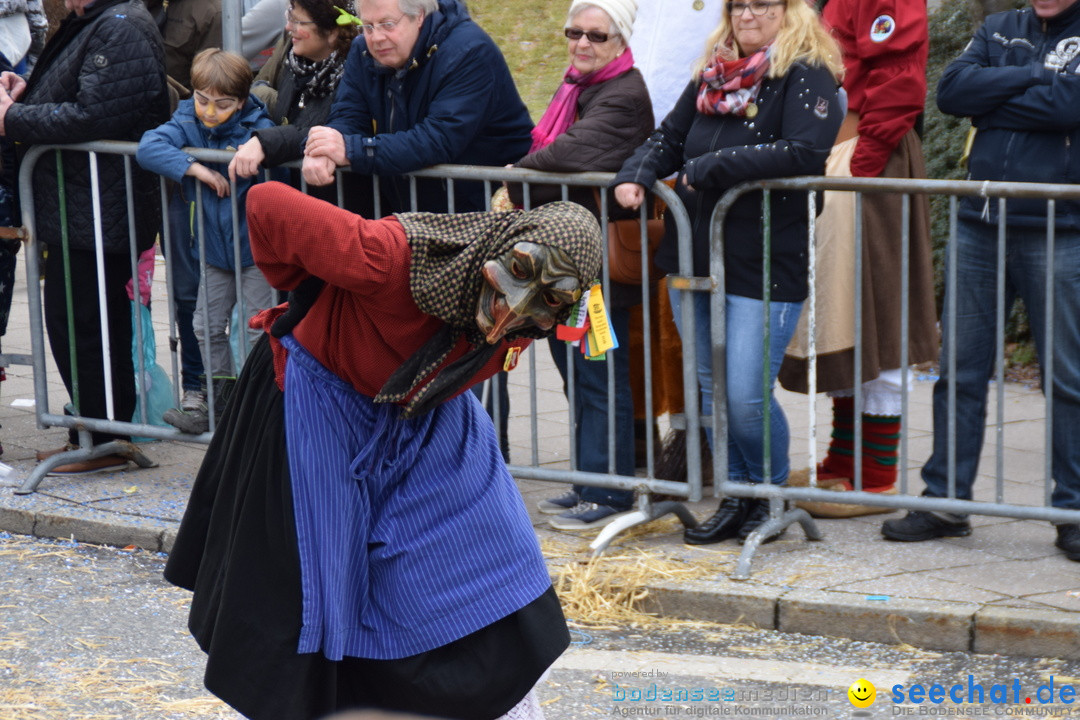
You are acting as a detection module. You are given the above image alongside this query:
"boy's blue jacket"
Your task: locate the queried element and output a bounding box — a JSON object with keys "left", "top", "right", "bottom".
{"left": 136, "top": 94, "right": 275, "bottom": 270}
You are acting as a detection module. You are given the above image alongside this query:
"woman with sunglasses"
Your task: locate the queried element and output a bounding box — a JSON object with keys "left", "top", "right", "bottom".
{"left": 614, "top": 0, "right": 843, "bottom": 545}
{"left": 228, "top": 0, "right": 360, "bottom": 198}
{"left": 508, "top": 0, "right": 652, "bottom": 531}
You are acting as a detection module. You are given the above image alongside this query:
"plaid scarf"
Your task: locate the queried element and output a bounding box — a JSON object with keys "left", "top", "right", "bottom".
{"left": 696, "top": 43, "right": 771, "bottom": 116}
{"left": 377, "top": 201, "right": 602, "bottom": 417}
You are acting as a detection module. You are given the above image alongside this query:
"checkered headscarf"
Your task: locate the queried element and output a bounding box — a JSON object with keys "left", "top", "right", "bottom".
{"left": 376, "top": 201, "right": 601, "bottom": 417}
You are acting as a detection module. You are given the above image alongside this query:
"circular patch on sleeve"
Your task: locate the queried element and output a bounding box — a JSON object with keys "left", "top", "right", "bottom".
{"left": 869, "top": 15, "right": 895, "bottom": 43}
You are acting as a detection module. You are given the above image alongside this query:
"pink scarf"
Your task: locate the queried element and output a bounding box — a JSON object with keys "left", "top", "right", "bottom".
{"left": 529, "top": 48, "right": 636, "bottom": 153}
{"left": 696, "top": 43, "right": 772, "bottom": 116}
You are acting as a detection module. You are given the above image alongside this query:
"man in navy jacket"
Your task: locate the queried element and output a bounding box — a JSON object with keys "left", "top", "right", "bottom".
{"left": 882, "top": 0, "right": 1080, "bottom": 562}
{"left": 301, "top": 0, "right": 533, "bottom": 215}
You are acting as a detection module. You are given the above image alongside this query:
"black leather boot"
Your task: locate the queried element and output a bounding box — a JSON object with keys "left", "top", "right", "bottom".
{"left": 684, "top": 496, "right": 749, "bottom": 545}
{"left": 737, "top": 498, "right": 787, "bottom": 544}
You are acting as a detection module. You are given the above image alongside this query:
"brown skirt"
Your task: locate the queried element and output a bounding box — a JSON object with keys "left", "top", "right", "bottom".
{"left": 779, "top": 129, "right": 939, "bottom": 394}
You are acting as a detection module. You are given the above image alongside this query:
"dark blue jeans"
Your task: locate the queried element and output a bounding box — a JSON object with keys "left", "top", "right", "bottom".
{"left": 548, "top": 307, "right": 634, "bottom": 510}
{"left": 165, "top": 187, "right": 204, "bottom": 392}
{"left": 922, "top": 218, "right": 1080, "bottom": 509}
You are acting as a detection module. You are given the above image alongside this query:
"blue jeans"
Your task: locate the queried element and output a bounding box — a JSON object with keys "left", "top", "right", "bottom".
{"left": 165, "top": 188, "right": 204, "bottom": 392}
{"left": 548, "top": 306, "right": 635, "bottom": 509}
{"left": 922, "top": 218, "right": 1080, "bottom": 509}
{"left": 669, "top": 288, "right": 802, "bottom": 485}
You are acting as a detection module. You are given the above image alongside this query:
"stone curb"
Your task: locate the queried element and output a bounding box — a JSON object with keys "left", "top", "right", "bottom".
{"left": 640, "top": 581, "right": 1080, "bottom": 659}
{"left": 6, "top": 505, "right": 1080, "bottom": 660}
{"left": 1, "top": 504, "right": 177, "bottom": 553}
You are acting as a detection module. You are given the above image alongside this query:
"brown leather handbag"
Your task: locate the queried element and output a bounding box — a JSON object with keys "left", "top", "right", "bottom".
{"left": 595, "top": 189, "right": 665, "bottom": 285}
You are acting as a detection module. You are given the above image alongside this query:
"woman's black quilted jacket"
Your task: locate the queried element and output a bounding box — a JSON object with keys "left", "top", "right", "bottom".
{"left": 6, "top": 0, "right": 170, "bottom": 253}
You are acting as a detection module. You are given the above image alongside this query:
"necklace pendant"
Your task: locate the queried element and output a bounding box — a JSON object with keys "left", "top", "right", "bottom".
{"left": 298, "top": 97, "right": 305, "bottom": 109}
{"left": 745, "top": 102, "right": 758, "bottom": 119}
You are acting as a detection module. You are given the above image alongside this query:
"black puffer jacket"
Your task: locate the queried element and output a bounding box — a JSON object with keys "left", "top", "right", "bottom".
{"left": 7, "top": 0, "right": 170, "bottom": 253}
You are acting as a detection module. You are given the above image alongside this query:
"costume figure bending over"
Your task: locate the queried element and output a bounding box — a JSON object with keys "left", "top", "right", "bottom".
{"left": 164, "top": 181, "right": 603, "bottom": 720}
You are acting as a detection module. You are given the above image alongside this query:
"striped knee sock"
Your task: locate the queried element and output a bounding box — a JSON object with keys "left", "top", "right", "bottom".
{"left": 820, "top": 398, "right": 899, "bottom": 490}
{"left": 861, "top": 414, "right": 900, "bottom": 489}
{"left": 821, "top": 397, "right": 855, "bottom": 480}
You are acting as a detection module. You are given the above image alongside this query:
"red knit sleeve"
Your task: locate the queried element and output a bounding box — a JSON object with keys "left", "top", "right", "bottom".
{"left": 247, "top": 181, "right": 409, "bottom": 293}
{"left": 845, "top": 0, "right": 928, "bottom": 177}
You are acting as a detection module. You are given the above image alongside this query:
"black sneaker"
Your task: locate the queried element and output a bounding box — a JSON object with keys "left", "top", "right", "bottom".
{"left": 537, "top": 491, "right": 580, "bottom": 515}
{"left": 1055, "top": 523, "right": 1080, "bottom": 562}
{"left": 881, "top": 511, "right": 971, "bottom": 542}
{"left": 548, "top": 502, "right": 632, "bottom": 531}
{"left": 737, "top": 498, "right": 786, "bottom": 544}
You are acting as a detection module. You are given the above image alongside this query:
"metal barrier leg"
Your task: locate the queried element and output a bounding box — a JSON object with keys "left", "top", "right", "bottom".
{"left": 589, "top": 495, "right": 700, "bottom": 557}
{"left": 730, "top": 497, "right": 822, "bottom": 581}
{"left": 16, "top": 439, "right": 158, "bottom": 495}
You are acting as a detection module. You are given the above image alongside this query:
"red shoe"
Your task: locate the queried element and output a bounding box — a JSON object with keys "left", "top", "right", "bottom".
{"left": 35, "top": 444, "right": 77, "bottom": 462}
{"left": 46, "top": 454, "right": 130, "bottom": 476}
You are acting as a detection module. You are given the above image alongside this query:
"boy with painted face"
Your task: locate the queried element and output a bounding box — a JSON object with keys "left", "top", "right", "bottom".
{"left": 136, "top": 49, "right": 277, "bottom": 435}
{"left": 165, "top": 183, "right": 602, "bottom": 720}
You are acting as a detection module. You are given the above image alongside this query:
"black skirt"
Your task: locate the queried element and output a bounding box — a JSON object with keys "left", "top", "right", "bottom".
{"left": 164, "top": 337, "right": 568, "bottom": 720}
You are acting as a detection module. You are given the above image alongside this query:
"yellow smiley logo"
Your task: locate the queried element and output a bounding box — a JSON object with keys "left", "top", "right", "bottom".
{"left": 848, "top": 678, "right": 876, "bottom": 708}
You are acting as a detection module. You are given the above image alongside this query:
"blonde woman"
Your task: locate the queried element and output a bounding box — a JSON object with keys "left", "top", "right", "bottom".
{"left": 614, "top": 0, "right": 843, "bottom": 544}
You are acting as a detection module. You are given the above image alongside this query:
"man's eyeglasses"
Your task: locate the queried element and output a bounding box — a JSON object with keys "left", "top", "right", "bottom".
{"left": 285, "top": 9, "right": 318, "bottom": 29}
{"left": 727, "top": 1, "right": 784, "bottom": 16}
{"left": 361, "top": 13, "right": 406, "bottom": 35}
{"left": 564, "top": 27, "right": 612, "bottom": 43}
{"left": 193, "top": 91, "right": 240, "bottom": 112}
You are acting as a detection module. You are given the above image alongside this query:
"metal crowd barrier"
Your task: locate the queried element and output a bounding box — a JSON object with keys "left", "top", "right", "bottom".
{"left": 697, "top": 176, "right": 1080, "bottom": 578}
{"left": 13, "top": 142, "right": 707, "bottom": 543}
{"left": 15, "top": 144, "right": 1080, "bottom": 577}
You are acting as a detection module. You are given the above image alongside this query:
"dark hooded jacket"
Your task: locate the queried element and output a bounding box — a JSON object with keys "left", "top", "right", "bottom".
{"left": 937, "top": 1, "right": 1080, "bottom": 229}
{"left": 5, "top": 0, "right": 169, "bottom": 253}
{"left": 325, "top": 0, "right": 533, "bottom": 215}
